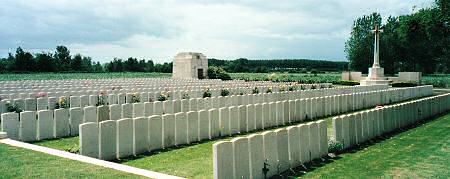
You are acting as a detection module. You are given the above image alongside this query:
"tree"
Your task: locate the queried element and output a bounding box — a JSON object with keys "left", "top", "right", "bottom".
{"left": 35, "top": 52, "right": 56, "bottom": 72}
{"left": 345, "top": 13, "right": 382, "bottom": 73}
{"left": 71, "top": 54, "right": 83, "bottom": 71}
{"left": 54, "top": 46, "right": 71, "bottom": 71}
{"left": 14, "top": 47, "right": 36, "bottom": 72}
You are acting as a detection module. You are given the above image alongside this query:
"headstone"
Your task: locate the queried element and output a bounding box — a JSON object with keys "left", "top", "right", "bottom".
{"left": 99, "top": 120, "right": 117, "bottom": 160}
{"left": 83, "top": 106, "right": 97, "bottom": 123}
{"left": 79, "top": 122, "right": 99, "bottom": 158}
{"left": 153, "top": 101, "right": 163, "bottom": 115}
{"left": 247, "top": 134, "right": 264, "bottom": 179}
{"left": 269, "top": 102, "right": 277, "bottom": 127}
{"left": 97, "top": 105, "right": 110, "bottom": 122}
{"left": 213, "top": 141, "right": 233, "bottom": 179}
{"left": 54, "top": 109, "right": 70, "bottom": 138}
{"left": 144, "top": 102, "right": 153, "bottom": 116}
{"left": 317, "top": 120, "right": 328, "bottom": 157}
{"left": 286, "top": 126, "right": 301, "bottom": 168}
{"left": 133, "top": 103, "right": 144, "bottom": 118}
{"left": 254, "top": 103, "right": 263, "bottom": 130}
{"left": 246, "top": 105, "right": 256, "bottom": 132}
{"left": 276, "top": 101, "right": 284, "bottom": 126}
{"left": 162, "top": 114, "right": 176, "bottom": 148}
{"left": 134, "top": 117, "right": 149, "bottom": 155}
{"left": 231, "top": 137, "right": 250, "bottom": 179}
{"left": 229, "top": 106, "right": 239, "bottom": 134}
{"left": 109, "top": 104, "right": 122, "bottom": 121}
{"left": 37, "top": 110, "right": 54, "bottom": 140}
{"left": 209, "top": 109, "right": 220, "bottom": 139}
{"left": 121, "top": 103, "right": 133, "bottom": 118}
{"left": 175, "top": 112, "right": 188, "bottom": 146}
{"left": 187, "top": 111, "right": 199, "bottom": 143}
{"left": 298, "top": 124, "right": 310, "bottom": 163}
{"left": 37, "top": 97, "right": 48, "bottom": 110}
{"left": 109, "top": 94, "right": 118, "bottom": 105}
{"left": 275, "top": 128, "right": 289, "bottom": 172}
{"left": 69, "top": 107, "right": 83, "bottom": 135}
{"left": 117, "top": 118, "right": 133, "bottom": 158}
{"left": 219, "top": 107, "right": 230, "bottom": 136}
{"left": 237, "top": 105, "right": 248, "bottom": 133}
{"left": 181, "top": 99, "right": 189, "bottom": 112}
{"left": 70, "top": 96, "right": 81, "bottom": 108}
{"left": 48, "top": 97, "right": 57, "bottom": 110}
{"left": 308, "top": 122, "right": 320, "bottom": 159}
{"left": 148, "top": 115, "right": 163, "bottom": 151}
{"left": 261, "top": 131, "right": 278, "bottom": 177}
{"left": 89, "top": 95, "right": 98, "bottom": 106}
{"left": 163, "top": 100, "right": 174, "bottom": 114}
{"left": 189, "top": 98, "right": 198, "bottom": 111}
{"left": 198, "top": 110, "right": 209, "bottom": 141}
{"left": 20, "top": 111, "right": 37, "bottom": 142}
{"left": 25, "top": 98, "right": 36, "bottom": 111}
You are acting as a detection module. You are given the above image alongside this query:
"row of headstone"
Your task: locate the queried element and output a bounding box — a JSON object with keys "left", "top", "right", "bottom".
{"left": 79, "top": 109, "right": 220, "bottom": 160}
{"left": 0, "top": 85, "right": 431, "bottom": 143}
{"left": 0, "top": 108, "right": 82, "bottom": 141}
{"left": 213, "top": 120, "right": 327, "bottom": 179}
{"left": 0, "top": 84, "right": 387, "bottom": 118}
{"left": 0, "top": 81, "right": 307, "bottom": 98}
{"left": 333, "top": 93, "right": 450, "bottom": 149}
{"left": 0, "top": 83, "right": 332, "bottom": 114}
{"left": 76, "top": 86, "right": 432, "bottom": 161}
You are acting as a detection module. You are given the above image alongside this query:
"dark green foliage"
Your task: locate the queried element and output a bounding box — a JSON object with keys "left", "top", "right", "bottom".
{"left": 220, "top": 89, "right": 230, "bottom": 96}
{"left": 208, "top": 58, "right": 348, "bottom": 73}
{"left": 346, "top": 1, "right": 450, "bottom": 75}
{"left": 6, "top": 102, "right": 22, "bottom": 113}
{"left": 328, "top": 140, "right": 344, "bottom": 154}
{"left": 391, "top": 82, "right": 417, "bottom": 87}
{"left": 207, "top": 66, "right": 232, "bottom": 80}
{"left": 203, "top": 88, "right": 212, "bottom": 98}
{"left": 335, "top": 80, "right": 360, "bottom": 86}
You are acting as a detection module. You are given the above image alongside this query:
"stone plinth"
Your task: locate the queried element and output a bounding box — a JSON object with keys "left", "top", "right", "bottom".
{"left": 360, "top": 67, "right": 391, "bottom": 86}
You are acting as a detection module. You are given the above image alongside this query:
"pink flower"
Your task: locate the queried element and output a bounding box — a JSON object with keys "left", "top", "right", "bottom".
{"left": 36, "top": 92, "right": 47, "bottom": 98}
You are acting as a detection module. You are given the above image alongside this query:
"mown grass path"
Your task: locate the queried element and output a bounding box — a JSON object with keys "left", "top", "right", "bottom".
{"left": 0, "top": 143, "right": 144, "bottom": 178}
{"left": 296, "top": 113, "right": 450, "bottom": 178}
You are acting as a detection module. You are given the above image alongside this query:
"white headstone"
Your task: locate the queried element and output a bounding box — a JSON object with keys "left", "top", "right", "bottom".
{"left": 117, "top": 118, "right": 133, "bottom": 159}
{"left": 99, "top": 120, "right": 117, "bottom": 160}
{"left": 79, "top": 122, "right": 99, "bottom": 158}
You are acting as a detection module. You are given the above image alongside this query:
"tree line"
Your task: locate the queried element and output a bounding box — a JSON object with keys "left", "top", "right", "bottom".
{"left": 209, "top": 58, "right": 348, "bottom": 73}
{"left": 0, "top": 46, "right": 348, "bottom": 74}
{"left": 346, "top": 0, "right": 449, "bottom": 75}
{"left": 0, "top": 46, "right": 173, "bottom": 73}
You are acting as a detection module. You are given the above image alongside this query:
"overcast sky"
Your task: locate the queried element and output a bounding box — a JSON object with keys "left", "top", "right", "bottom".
{"left": 0, "top": 0, "right": 432, "bottom": 63}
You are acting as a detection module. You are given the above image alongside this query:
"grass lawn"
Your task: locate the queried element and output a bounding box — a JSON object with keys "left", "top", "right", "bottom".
{"left": 291, "top": 112, "right": 450, "bottom": 178}
{"left": 0, "top": 143, "right": 144, "bottom": 178}
{"left": 32, "top": 136, "right": 80, "bottom": 152}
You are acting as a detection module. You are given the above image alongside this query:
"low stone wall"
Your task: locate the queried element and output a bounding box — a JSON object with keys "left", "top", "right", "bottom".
{"left": 332, "top": 93, "right": 450, "bottom": 149}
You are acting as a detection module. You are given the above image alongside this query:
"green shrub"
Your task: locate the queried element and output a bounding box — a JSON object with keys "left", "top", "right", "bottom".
{"left": 5, "top": 101, "right": 22, "bottom": 113}
{"left": 158, "top": 92, "right": 169, "bottom": 101}
{"left": 328, "top": 140, "right": 344, "bottom": 154}
{"left": 203, "top": 88, "right": 212, "bottom": 98}
{"left": 335, "top": 80, "right": 360, "bottom": 86}
{"left": 252, "top": 87, "right": 259, "bottom": 94}
{"left": 131, "top": 93, "right": 141, "bottom": 103}
{"left": 207, "top": 67, "right": 232, "bottom": 80}
{"left": 220, "top": 89, "right": 230, "bottom": 97}
{"left": 182, "top": 93, "right": 190, "bottom": 99}
{"left": 391, "top": 82, "right": 417, "bottom": 87}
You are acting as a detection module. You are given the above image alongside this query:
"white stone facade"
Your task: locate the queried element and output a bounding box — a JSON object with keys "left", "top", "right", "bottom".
{"left": 172, "top": 52, "right": 208, "bottom": 79}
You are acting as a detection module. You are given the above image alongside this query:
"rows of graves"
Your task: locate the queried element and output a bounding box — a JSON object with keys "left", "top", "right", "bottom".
{"left": 212, "top": 92, "right": 449, "bottom": 179}
{"left": 333, "top": 93, "right": 450, "bottom": 149}
{"left": 213, "top": 120, "right": 327, "bottom": 179}
{"left": 0, "top": 78, "right": 303, "bottom": 99}
{"left": 76, "top": 85, "right": 431, "bottom": 161}
{"left": 0, "top": 83, "right": 331, "bottom": 115}
{"left": 0, "top": 85, "right": 385, "bottom": 142}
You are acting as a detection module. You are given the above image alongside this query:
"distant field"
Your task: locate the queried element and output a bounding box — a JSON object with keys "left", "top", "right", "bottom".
{"left": 0, "top": 72, "right": 447, "bottom": 88}
{"left": 0, "top": 72, "right": 171, "bottom": 81}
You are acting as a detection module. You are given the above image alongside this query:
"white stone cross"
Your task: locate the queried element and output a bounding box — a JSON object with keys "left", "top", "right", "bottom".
{"left": 371, "top": 24, "right": 383, "bottom": 68}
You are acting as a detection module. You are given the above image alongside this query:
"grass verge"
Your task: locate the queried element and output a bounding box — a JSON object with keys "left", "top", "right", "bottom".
{"left": 0, "top": 143, "right": 144, "bottom": 178}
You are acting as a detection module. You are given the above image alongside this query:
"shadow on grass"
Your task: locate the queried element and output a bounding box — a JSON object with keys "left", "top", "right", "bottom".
{"left": 273, "top": 111, "right": 449, "bottom": 179}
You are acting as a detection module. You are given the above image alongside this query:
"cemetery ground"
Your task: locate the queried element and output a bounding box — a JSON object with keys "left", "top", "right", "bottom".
{"left": 0, "top": 72, "right": 448, "bottom": 88}
{"left": 22, "top": 102, "right": 450, "bottom": 178}
{"left": 0, "top": 143, "right": 143, "bottom": 178}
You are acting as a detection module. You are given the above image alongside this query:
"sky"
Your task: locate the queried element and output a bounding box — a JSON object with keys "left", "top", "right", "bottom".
{"left": 0, "top": 0, "right": 433, "bottom": 63}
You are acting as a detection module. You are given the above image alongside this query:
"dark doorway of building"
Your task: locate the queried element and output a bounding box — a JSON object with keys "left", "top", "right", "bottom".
{"left": 198, "top": 69, "right": 204, "bottom": 79}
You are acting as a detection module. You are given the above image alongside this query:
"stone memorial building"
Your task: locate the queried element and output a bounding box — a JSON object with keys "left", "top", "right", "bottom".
{"left": 172, "top": 52, "right": 208, "bottom": 79}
